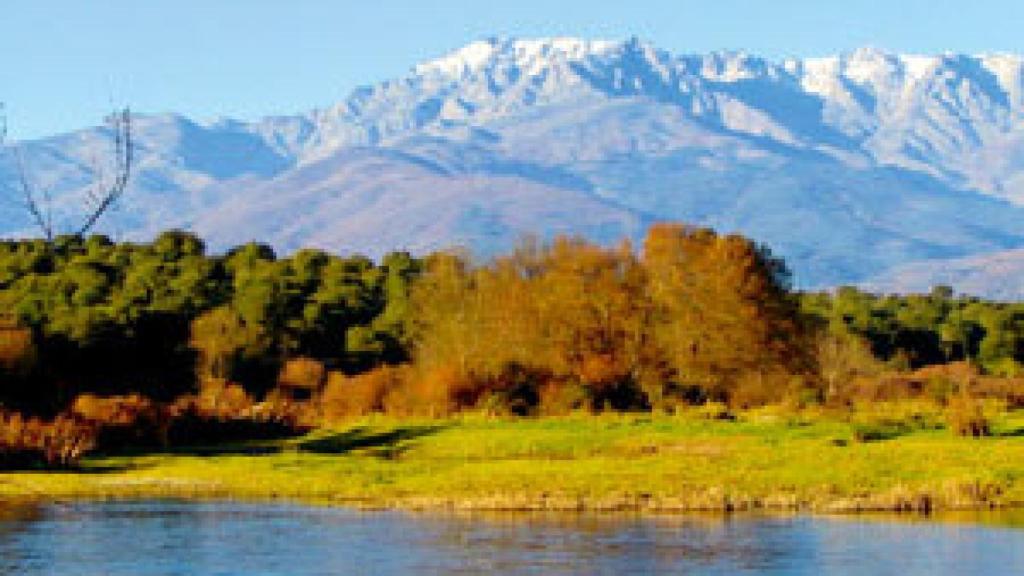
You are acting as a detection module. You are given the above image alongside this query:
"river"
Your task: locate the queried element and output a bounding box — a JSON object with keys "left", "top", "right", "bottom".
{"left": 1, "top": 501, "right": 1022, "bottom": 574}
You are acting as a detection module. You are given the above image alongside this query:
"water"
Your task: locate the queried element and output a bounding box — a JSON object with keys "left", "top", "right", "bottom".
{"left": 1, "top": 501, "right": 1023, "bottom": 575}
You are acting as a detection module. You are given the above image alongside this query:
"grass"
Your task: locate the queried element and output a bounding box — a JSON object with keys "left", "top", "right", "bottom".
{"left": 4, "top": 408, "right": 1024, "bottom": 513}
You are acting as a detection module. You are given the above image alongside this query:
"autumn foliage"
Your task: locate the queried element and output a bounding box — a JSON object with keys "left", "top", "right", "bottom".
{"left": 8, "top": 224, "right": 1024, "bottom": 467}
{"left": 314, "top": 225, "right": 813, "bottom": 418}
{"left": 321, "top": 366, "right": 400, "bottom": 419}
{"left": 400, "top": 225, "right": 812, "bottom": 413}
{"left": 0, "top": 410, "right": 96, "bottom": 469}
{"left": 0, "top": 315, "right": 34, "bottom": 374}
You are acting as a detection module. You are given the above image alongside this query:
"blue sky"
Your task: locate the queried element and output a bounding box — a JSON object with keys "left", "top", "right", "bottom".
{"left": 3, "top": 0, "right": 1023, "bottom": 140}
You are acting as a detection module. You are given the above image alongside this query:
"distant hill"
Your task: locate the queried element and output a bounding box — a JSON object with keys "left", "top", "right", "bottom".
{"left": 864, "top": 248, "right": 1024, "bottom": 300}
{"left": 5, "top": 37, "right": 1024, "bottom": 292}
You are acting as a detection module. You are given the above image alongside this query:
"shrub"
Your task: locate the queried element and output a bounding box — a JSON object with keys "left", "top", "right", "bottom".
{"left": 167, "top": 388, "right": 306, "bottom": 446}
{"left": 196, "top": 378, "right": 254, "bottom": 418}
{"left": 983, "top": 358, "right": 1024, "bottom": 378}
{"left": 538, "top": 380, "right": 590, "bottom": 415}
{"left": 474, "top": 363, "right": 543, "bottom": 415}
{"left": 698, "top": 401, "right": 735, "bottom": 421}
{"left": 850, "top": 400, "right": 945, "bottom": 430}
{"left": 166, "top": 403, "right": 301, "bottom": 446}
{"left": 925, "top": 376, "right": 957, "bottom": 404}
{"left": 848, "top": 400, "right": 945, "bottom": 442}
{"left": 70, "top": 394, "right": 166, "bottom": 449}
{"left": 970, "top": 377, "right": 1024, "bottom": 408}
{"left": 383, "top": 365, "right": 466, "bottom": 418}
{"left": 0, "top": 317, "right": 35, "bottom": 376}
{"left": 0, "top": 410, "right": 97, "bottom": 469}
{"left": 321, "top": 366, "right": 401, "bottom": 421}
{"left": 278, "top": 357, "right": 326, "bottom": 389}
{"left": 946, "top": 396, "right": 991, "bottom": 437}
{"left": 730, "top": 372, "right": 816, "bottom": 409}
{"left": 43, "top": 415, "right": 99, "bottom": 467}
{"left": 71, "top": 394, "right": 158, "bottom": 425}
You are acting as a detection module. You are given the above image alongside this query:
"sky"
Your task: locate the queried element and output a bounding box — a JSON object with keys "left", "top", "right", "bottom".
{"left": 2, "top": 0, "right": 1023, "bottom": 140}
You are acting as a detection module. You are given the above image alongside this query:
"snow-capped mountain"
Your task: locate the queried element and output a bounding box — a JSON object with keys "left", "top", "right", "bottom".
{"left": 5, "top": 37, "right": 1024, "bottom": 292}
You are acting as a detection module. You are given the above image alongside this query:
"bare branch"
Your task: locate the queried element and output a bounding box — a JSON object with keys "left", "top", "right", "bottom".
{"left": 14, "top": 150, "right": 53, "bottom": 242}
{"left": 1, "top": 105, "right": 131, "bottom": 243}
{"left": 1, "top": 105, "right": 53, "bottom": 242}
{"left": 76, "top": 107, "right": 132, "bottom": 237}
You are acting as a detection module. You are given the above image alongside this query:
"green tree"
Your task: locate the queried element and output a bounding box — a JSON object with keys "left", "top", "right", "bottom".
{"left": 190, "top": 306, "right": 268, "bottom": 382}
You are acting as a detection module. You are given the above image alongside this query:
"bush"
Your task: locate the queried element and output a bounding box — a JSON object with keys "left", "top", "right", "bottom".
{"left": 321, "top": 367, "right": 401, "bottom": 421}
{"left": 697, "top": 401, "right": 735, "bottom": 421}
{"left": 983, "top": 358, "right": 1024, "bottom": 378}
{"left": 538, "top": 380, "right": 590, "bottom": 415}
{"left": 0, "top": 317, "right": 35, "bottom": 376}
{"left": 970, "top": 377, "right": 1024, "bottom": 408}
{"left": 729, "top": 372, "right": 819, "bottom": 409}
{"left": 0, "top": 410, "right": 97, "bottom": 469}
{"left": 278, "top": 357, "right": 326, "bottom": 389}
{"left": 925, "top": 376, "right": 957, "bottom": 404}
{"left": 71, "top": 394, "right": 158, "bottom": 425}
{"left": 383, "top": 365, "right": 466, "bottom": 418}
{"left": 476, "top": 363, "right": 544, "bottom": 415}
{"left": 165, "top": 404, "right": 301, "bottom": 446}
{"left": 946, "top": 396, "right": 991, "bottom": 437}
{"left": 167, "top": 389, "right": 305, "bottom": 446}
{"left": 70, "top": 394, "right": 166, "bottom": 449}
{"left": 196, "top": 378, "right": 254, "bottom": 418}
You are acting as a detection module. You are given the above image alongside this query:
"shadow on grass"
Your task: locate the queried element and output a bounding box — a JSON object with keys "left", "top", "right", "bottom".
{"left": 112, "top": 424, "right": 447, "bottom": 460}
{"left": 93, "top": 419, "right": 311, "bottom": 459}
{"left": 0, "top": 424, "right": 449, "bottom": 471}
{"left": 852, "top": 422, "right": 912, "bottom": 443}
{"left": 0, "top": 460, "right": 143, "bottom": 474}
{"left": 297, "top": 425, "right": 447, "bottom": 458}
{"left": 994, "top": 426, "right": 1024, "bottom": 438}
{"left": 72, "top": 461, "right": 153, "bottom": 473}
{"left": 151, "top": 443, "right": 285, "bottom": 457}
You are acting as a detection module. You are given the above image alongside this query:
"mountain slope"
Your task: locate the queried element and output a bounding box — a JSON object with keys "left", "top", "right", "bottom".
{"left": 5, "top": 37, "right": 1024, "bottom": 291}
{"left": 864, "top": 248, "right": 1024, "bottom": 300}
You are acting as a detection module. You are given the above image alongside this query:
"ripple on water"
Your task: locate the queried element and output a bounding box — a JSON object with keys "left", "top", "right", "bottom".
{"left": 0, "top": 501, "right": 1023, "bottom": 575}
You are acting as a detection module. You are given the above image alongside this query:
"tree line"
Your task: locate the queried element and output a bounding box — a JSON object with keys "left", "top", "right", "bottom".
{"left": 0, "top": 231, "right": 418, "bottom": 414}
{"left": 2, "top": 224, "right": 1024, "bottom": 465}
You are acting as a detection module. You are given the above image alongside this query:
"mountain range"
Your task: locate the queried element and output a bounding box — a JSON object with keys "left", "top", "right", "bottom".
{"left": 4, "top": 37, "right": 1024, "bottom": 294}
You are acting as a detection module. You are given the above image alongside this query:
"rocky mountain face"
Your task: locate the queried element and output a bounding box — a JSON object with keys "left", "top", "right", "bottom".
{"left": 5, "top": 38, "right": 1024, "bottom": 292}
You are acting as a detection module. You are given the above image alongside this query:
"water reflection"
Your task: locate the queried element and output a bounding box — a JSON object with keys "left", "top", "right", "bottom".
{"left": 0, "top": 501, "right": 1022, "bottom": 575}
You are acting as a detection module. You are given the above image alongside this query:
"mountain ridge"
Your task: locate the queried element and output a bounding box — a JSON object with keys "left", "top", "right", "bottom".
{"left": 4, "top": 37, "right": 1024, "bottom": 294}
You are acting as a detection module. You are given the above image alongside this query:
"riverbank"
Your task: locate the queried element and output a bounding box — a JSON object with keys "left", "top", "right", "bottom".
{"left": 3, "top": 411, "right": 1024, "bottom": 513}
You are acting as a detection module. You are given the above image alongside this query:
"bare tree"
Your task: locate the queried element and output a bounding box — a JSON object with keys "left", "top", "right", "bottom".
{"left": 0, "top": 104, "right": 132, "bottom": 243}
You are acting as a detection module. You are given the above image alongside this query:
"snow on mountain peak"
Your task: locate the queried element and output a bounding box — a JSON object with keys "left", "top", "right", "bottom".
{"left": 9, "top": 38, "right": 1024, "bottom": 295}
{"left": 413, "top": 37, "right": 620, "bottom": 78}
{"left": 414, "top": 39, "right": 500, "bottom": 77}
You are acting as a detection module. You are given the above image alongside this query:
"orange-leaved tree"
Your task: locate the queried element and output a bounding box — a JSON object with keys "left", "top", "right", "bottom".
{"left": 642, "top": 223, "right": 811, "bottom": 404}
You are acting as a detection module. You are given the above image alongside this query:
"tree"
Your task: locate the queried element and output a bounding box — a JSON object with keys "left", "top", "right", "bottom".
{"left": 816, "top": 324, "right": 883, "bottom": 401}
{"left": 939, "top": 308, "right": 981, "bottom": 362}
{"left": 1, "top": 105, "right": 132, "bottom": 243}
{"left": 189, "top": 306, "right": 267, "bottom": 383}
{"left": 642, "top": 223, "right": 809, "bottom": 403}
{"left": 0, "top": 314, "right": 34, "bottom": 376}
{"left": 976, "top": 307, "right": 1024, "bottom": 375}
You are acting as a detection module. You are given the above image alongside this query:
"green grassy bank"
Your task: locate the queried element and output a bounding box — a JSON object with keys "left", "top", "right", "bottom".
{"left": 4, "top": 410, "right": 1024, "bottom": 513}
